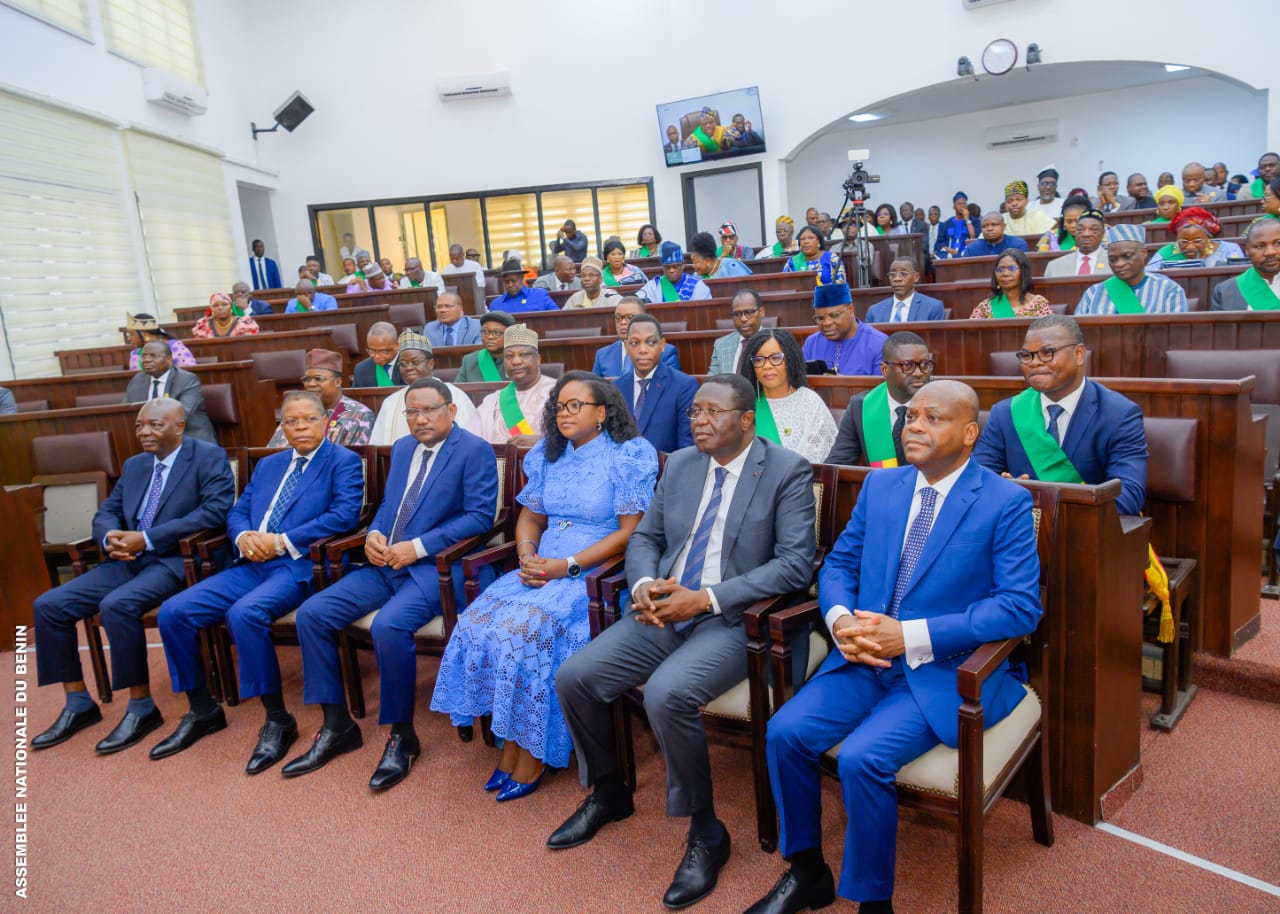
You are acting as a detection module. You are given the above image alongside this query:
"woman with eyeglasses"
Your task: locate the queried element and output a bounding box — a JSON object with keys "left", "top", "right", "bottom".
{"left": 783, "top": 224, "right": 847, "bottom": 286}
{"left": 970, "top": 249, "right": 1053, "bottom": 319}
{"left": 629, "top": 224, "right": 663, "bottom": 259}
{"left": 432, "top": 371, "right": 657, "bottom": 802}
{"left": 737, "top": 329, "right": 836, "bottom": 463}
{"left": 1147, "top": 206, "right": 1244, "bottom": 270}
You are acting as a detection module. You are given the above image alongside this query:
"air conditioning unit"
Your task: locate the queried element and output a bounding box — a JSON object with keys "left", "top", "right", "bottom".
{"left": 142, "top": 68, "right": 208, "bottom": 116}
{"left": 961, "top": 0, "right": 1018, "bottom": 8}
{"left": 436, "top": 72, "right": 512, "bottom": 102}
{"left": 984, "top": 119, "right": 1059, "bottom": 149}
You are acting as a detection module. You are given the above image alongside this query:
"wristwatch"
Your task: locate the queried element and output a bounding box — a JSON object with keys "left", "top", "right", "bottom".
{"left": 565, "top": 555, "right": 582, "bottom": 578}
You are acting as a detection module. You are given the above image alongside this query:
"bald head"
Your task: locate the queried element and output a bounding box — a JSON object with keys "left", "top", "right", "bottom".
{"left": 903, "top": 379, "right": 981, "bottom": 481}
{"left": 922, "top": 378, "right": 980, "bottom": 423}
{"left": 135, "top": 397, "right": 186, "bottom": 458}
{"left": 140, "top": 397, "right": 185, "bottom": 423}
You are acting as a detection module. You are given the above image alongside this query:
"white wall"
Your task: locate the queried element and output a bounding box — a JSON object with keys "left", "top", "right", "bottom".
{"left": 785, "top": 76, "right": 1268, "bottom": 221}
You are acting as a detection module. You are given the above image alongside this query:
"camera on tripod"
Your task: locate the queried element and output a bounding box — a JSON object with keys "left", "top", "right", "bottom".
{"left": 843, "top": 149, "right": 880, "bottom": 201}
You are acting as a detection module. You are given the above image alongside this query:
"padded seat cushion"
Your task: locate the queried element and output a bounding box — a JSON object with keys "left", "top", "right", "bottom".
{"left": 702, "top": 631, "right": 828, "bottom": 721}
{"left": 349, "top": 609, "right": 445, "bottom": 639}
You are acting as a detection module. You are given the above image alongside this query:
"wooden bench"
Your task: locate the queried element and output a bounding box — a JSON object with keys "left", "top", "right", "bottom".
{"left": 56, "top": 328, "right": 341, "bottom": 375}
{"left": 175, "top": 285, "right": 435, "bottom": 322}
{"left": 1105, "top": 198, "right": 1262, "bottom": 224}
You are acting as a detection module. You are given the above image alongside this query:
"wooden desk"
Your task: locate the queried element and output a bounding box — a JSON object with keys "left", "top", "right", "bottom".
{"left": 152, "top": 304, "right": 393, "bottom": 344}
{"left": 175, "top": 286, "right": 434, "bottom": 322}
{"left": 1105, "top": 198, "right": 1261, "bottom": 224}
{"left": 56, "top": 328, "right": 340, "bottom": 375}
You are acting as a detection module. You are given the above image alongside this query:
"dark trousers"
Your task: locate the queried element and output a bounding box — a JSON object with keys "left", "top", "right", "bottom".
{"left": 34, "top": 558, "right": 181, "bottom": 691}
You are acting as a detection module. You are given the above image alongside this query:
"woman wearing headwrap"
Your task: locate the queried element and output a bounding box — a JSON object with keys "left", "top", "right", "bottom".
{"left": 756, "top": 215, "right": 799, "bottom": 258}
{"left": 1148, "top": 207, "right": 1244, "bottom": 270}
{"left": 1147, "top": 186, "right": 1184, "bottom": 224}
{"left": 123, "top": 313, "right": 197, "bottom": 370}
{"left": 683, "top": 109, "right": 728, "bottom": 155}
{"left": 191, "top": 293, "right": 261, "bottom": 339}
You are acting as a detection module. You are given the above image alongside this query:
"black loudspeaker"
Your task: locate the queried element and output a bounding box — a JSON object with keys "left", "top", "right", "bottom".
{"left": 273, "top": 92, "right": 314, "bottom": 132}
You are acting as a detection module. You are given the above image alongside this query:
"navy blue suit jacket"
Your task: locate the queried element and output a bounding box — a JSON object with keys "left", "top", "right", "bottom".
{"left": 815, "top": 461, "right": 1042, "bottom": 747}
{"left": 591, "top": 339, "right": 680, "bottom": 378}
{"left": 93, "top": 438, "right": 235, "bottom": 580}
{"left": 227, "top": 440, "right": 364, "bottom": 582}
{"left": 248, "top": 256, "right": 281, "bottom": 290}
{"left": 247, "top": 298, "right": 273, "bottom": 316}
{"left": 865, "top": 292, "right": 947, "bottom": 323}
{"left": 613, "top": 363, "right": 698, "bottom": 455}
{"left": 368, "top": 424, "right": 498, "bottom": 596}
{"left": 973, "top": 379, "right": 1148, "bottom": 515}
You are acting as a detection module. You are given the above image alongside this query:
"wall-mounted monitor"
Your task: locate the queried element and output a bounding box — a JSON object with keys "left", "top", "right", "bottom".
{"left": 656, "top": 86, "right": 766, "bottom": 168}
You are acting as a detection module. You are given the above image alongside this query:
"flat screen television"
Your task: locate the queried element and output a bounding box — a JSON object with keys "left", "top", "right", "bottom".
{"left": 656, "top": 86, "right": 766, "bottom": 167}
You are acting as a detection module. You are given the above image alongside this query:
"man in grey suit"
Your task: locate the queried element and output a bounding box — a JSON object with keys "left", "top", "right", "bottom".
{"left": 532, "top": 255, "right": 583, "bottom": 293}
{"left": 1091, "top": 171, "right": 1133, "bottom": 214}
{"left": 707, "top": 289, "right": 765, "bottom": 375}
{"left": 551, "top": 374, "right": 816, "bottom": 910}
{"left": 1211, "top": 215, "right": 1280, "bottom": 310}
{"left": 123, "top": 340, "right": 217, "bottom": 442}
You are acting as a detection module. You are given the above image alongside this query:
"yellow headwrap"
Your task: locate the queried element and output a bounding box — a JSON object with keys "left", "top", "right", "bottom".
{"left": 1155, "top": 185, "right": 1184, "bottom": 207}
{"left": 1004, "top": 180, "right": 1029, "bottom": 198}
{"left": 776, "top": 215, "right": 795, "bottom": 227}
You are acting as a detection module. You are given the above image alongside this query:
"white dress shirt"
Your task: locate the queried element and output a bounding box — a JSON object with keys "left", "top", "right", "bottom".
{"left": 146, "top": 369, "right": 172, "bottom": 400}
{"left": 631, "top": 444, "right": 752, "bottom": 614}
{"left": 825, "top": 458, "right": 972, "bottom": 668}
{"left": 1040, "top": 381, "right": 1086, "bottom": 444}
{"left": 889, "top": 295, "right": 914, "bottom": 323}
{"left": 240, "top": 443, "right": 324, "bottom": 559}
{"left": 371, "top": 442, "right": 440, "bottom": 559}
{"left": 631, "top": 366, "right": 658, "bottom": 411}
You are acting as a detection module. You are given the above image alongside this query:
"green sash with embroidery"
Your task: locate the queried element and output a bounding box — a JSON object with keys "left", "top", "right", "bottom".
{"left": 860, "top": 382, "right": 899, "bottom": 468}
{"left": 754, "top": 393, "right": 781, "bottom": 444}
{"left": 1009, "top": 388, "right": 1084, "bottom": 483}
{"left": 988, "top": 293, "right": 1016, "bottom": 319}
{"left": 477, "top": 348, "right": 502, "bottom": 382}
{"left": 1103, "top": 276, "right": 1146, "bottom": 314}
{"left": 1238, "top": 267, "right": 1280, "bottom": 310}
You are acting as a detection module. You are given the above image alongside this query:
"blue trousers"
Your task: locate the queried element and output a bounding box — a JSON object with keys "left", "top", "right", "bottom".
{"left": 156, "top": 560, "right": 308, "bottom": 699}
{"left": 766, "top": 657, "right": 941, "bottom": 902}
{"left": 295, "top": 564, "right": 460, "bottom": 726}
{"left": 34, "top": 558, "right": 181, "bottom": 691}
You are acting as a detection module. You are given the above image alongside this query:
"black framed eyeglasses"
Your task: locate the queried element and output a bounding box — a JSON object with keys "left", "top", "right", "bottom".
{"left": 882, "top": 359, "right": 935, "bottom": 374}
{"left": 685, "top": 406, "right": 745, "bottom": 420}
{"left": 1013, "top": 346, "right": 1068, "bottom": 365}
{"left": 730, "top": 307, "right": 760, "bottom": 320}
{"left": 554, "top": 399, "right": 601, "bottom": 416}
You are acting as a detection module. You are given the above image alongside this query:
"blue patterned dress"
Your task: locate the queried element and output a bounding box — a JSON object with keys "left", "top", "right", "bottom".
{"left": 430, "top": 434, "right": 657, "bottom": 767}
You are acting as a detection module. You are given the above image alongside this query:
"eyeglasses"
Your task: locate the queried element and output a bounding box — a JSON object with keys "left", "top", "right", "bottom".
{"left": 403, "top": 403, "right": 450, "bottom": 420}
{"left": 729, "top": 307, "right": 760, "bottom": 320}
{"left": 685, "top": 406, "right": 745, "bottom": 420}
{"left": 300, "top": 374, "right": 337, "bottom": 384}
{"left": 554, "top": 399, "right": 601, "bottom": 416}
{"left": 887, "top": 271, "right": 915, "bottom": 279}
{"left": 882, "top": 359, "right": 935, "bottom": 374}
{"left": 281, "top": 415, "right": 325, "bottom": 429}
{"left": 994, "top": 265, "right": 1020, "bottom": 275}
{"left": 613, "top": 312, "right": 637, "bottom": 323}
{"left": 480, "top": 328, "right": 506, "bottom": 339}
{"left": 1014, "top": 346, "right": 1071, "bottom": 365}
{"left": 812, "top": 307, "right": 849, "bottom": 325}
{"left": 751, "top": 353, "right": 786, "bottom": 367}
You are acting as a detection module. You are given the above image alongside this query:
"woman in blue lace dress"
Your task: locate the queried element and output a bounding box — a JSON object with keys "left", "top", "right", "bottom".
{"left": 431, "top": 371, "right": 658, "bottom": 802}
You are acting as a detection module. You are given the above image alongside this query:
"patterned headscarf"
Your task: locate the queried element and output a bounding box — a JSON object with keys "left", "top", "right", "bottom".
{"left": 209, "top": 292, "right": 232, "bottom": 307}
{"left": 1155, "top": 185, "right": 1185, "bottom": 207}
{"left": 1171, "top": 207, "right": 1221, "bottom": 237}
{"left": 775, "top": 215, "right": 795, "bottom": 227}
{"left": 1004, "top": 180, "right": 1030, "bottom": 198}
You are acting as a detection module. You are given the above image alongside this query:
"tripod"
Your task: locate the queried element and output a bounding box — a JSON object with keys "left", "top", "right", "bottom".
{"left": 833, "top": 189, "right": 874, "bottom": 288}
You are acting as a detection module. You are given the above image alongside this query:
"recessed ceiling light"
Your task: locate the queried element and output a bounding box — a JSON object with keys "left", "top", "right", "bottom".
{"left": 848, "top": 113, "right": 882, "bottom": 123}
{"left": 1164, "top": 64, "right": 1190, "bottom": 73}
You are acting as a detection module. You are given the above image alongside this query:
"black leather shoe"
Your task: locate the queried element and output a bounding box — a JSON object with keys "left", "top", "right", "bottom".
{"left": 662, "top": 828, "right": 731, "bottom": 909}
{"left": 96, "top": 707, "right": 165, "bottom": 755}
{"left": 546, "top": 793, "right": 635, "bottom": 850}
{"left": 147, "top": 706, "right": 225, "bottom": 760}
{"left": 280, "top": 722, "right": 363, "bottom": 778}
{"left": 744, "top": 865, "right": 837, "bottom": 914}
{"left": 246, "top": 715, "right": 298, "bottom": 775}
{"left": 32, "top": 704, "right": 103, "bottom": 750}
{"left": 368, "top": 731, "right": 420, "bottom": 791}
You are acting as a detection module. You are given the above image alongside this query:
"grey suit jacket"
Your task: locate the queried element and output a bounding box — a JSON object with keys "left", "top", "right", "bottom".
{"left": 532, "top": 273, "right": 582, "bottom": 292}
{"left": 123, "top": 367, "right": 217, "bottom": 443}
{"left": 707, "top": 331, "right": 744, "bottom": 376}
{"left": 1090, "top": 194, "right": 1133, "bottom": 213}
{"left": 1210, "top": 275, "right": 1249, "bottom": 311}
{"left": 1042, "top": 249, "right": 1112, "bottom": 279}
{"left": 625, "top": 438, "right": 815, "bottom": 624}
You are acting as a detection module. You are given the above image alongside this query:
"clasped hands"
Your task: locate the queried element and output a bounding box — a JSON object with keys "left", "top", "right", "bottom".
{"left": 633, "top": 578, "right": 707, "bottom": 628}
{"left": 104, "top": 530, "right": 146, "bottom": 561}
{"left": 833, "top": 610, "right": 906, "bottom": 668}
{"left": 517, "top": 550, "right": 567, "bottom": 588}
{"left": 365, "top": 531, "right": 419, "bottom": 570}
{"left": 237, "top": 531, "right": 282, "bottom": 563}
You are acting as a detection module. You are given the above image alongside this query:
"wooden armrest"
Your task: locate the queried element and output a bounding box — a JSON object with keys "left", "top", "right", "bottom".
{"left": 599, "top": 568, "right": 630, "bottom": 625}
{"left": 434, "top": 528, "right": 498, "bottom": 573}
{"left": 324, "top": 529, "right": 370, "bottom": 564}
{"left": 461, "top": 540, "right": 518, "bottom": 577}
{"left": 742, "top": 592, "right": 796, "bottom": 640}
{"left": 195, "top": 532, "right": 230, "bottom": 563}
{"left": 956, "top": 636, "right": 1022, "bottom": 702}
{"left": 584, "top": 554, "right": 626, "bottom": 602}
{"left": 767, "top": 599, "right": 823, "bottom": 643}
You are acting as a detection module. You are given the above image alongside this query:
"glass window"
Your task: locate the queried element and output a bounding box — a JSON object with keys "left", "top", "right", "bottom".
{"left": 2, "top": 0, "right": 90, "bottom": 38}
{"left": 483, "top": 193, "right": 540, "bottom": 270}
{"left": 315, "top": 208, "right": 373, "bottom": 280}
{"left": 597, "top": 185, "right": 653, "bottom": 257}
{"left": 372, "top": 203, "right": 427, "bottom": 275}
{"left": 101, "top": 0, "right": 205, "bottom": 87}
{"left": 540, "top": 188, "right": 595, "bottom": 259}
{"left": 429, "top": 198, "right": 484, "bottom": 270}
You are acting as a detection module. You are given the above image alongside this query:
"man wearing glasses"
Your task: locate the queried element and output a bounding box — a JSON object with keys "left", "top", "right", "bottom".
{"left": 456, "top": 311, "right": 515, "bottom": 383}
{"left": 708, "top": 289, "right": 766, "bottom": 374}
{"left": 152, "top": 390, "right": 364, "bottom": 769}
{"left": 591, "top": 296, "right": 681, "bottom": 378}
{"left": 801, "top": 282, "right": 888, "bottom": 377}
{"left": 289, "top": 378, "right": 499, "bottom": 789}
{"left": 973, "top": 314, "right": 1148, "bottom": 515}
{"left": 369, "top": 330, "right": 476, "bottom": 445}
{"left": 552, "top": 374, "right": 815, "bottom": 910}
{"left": 827, "top": 332, "right": 934, "bottom": 467}
{"left": 267, "top": 349, "right": 374, "bottom": 447}
{"left": 865, "top": 258, "right": 946, "bottom": 324}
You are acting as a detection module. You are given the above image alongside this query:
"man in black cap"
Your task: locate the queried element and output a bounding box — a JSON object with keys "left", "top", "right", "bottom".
{"left": 1028, "top": 167, "right": 1063, "bottom": 221}
{"left": 1043, "top": 208, "right": 1112, "bottom": 278}
{"left": 490, "top": 258, "right": 559, "bottom": 313}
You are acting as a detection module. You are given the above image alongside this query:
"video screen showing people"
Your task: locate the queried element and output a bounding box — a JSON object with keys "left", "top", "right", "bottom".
{"left": 656, "top": 86, "right": 766, "bottom": 167}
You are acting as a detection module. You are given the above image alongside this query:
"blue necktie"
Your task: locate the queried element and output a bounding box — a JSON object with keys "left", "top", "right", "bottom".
{"left": 635, "top": 378, "right": 651, "bottom": 416}
{"left": 674, "top": 467, "right": 727, "bottom": 632}
{"left": 266, "top": 456, "right": 306, "bottom": 533}
{"left": 1046, "top": 404, "right": 1065, "bottom": 444}
{"left": 137, "top": 462, "right": 167, "bottom": 530}
{"left": 888, "top": 487, "right": 937, "bottom": 618}
{"left": 443, "top": 324, "right": 454, "bottom": 347}
{"left": 390, "top": 448, "right": 433, "bottom": 544}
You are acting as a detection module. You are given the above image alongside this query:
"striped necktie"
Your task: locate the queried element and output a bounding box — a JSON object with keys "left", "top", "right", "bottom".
{"left": 888, "top": 487, "right": 937, "bottom": 618}
{"left": 674, "top": 467, "right": 727, "bottom": 632}
{"left": 391, "top": 448, "right": 434, "bottom": 544}
{"left": 266, "top": 456, "right": 306, "bottom": 533}
{"left": 137, "top": 462, "right": 167, "bottom": 530}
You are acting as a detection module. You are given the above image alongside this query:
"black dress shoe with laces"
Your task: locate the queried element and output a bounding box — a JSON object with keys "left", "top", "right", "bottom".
{"left": 662, "top": 827, "right": 731, "bottom": 909}
{"left": 368, "top": 731, "right": 420, "bottom": 791}
{"left": 33, "top": 705, "right": 103, "bottom": 750}
{"left": 148, "top": 706, "right": 226, "bottom": 759}
{"left": 546, "top": 793, "right": 635, "bottom": 849}
{"left": 246, "top": 715, "right": 298, "bottom": 775}
{"left": 743, "top": 865, "right": 837, "bottom": 914}
{"left": 280, "top": 722, "right": 363, "bottom": 778}
{"left": 96, "top": 707, "right": 166, "bottom": 755}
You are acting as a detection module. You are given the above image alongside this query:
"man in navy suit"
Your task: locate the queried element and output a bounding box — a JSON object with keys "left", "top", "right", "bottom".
{"left": 31, "top": 400, "right": 235, "bottom": 755}
{"left": 151, "top": 390, "right": 364, "bottom": 770}
{"left": 751, "top": 380, "right": 1042, "bottom": 914}
{"left": 613, "top": 315, "right": 697, "bottom": 454}
{"left": 288, "top": 378, "right": 498, "bottom": 789}
{"left": 591, "top": 296, "right": 680, "bottom": 378}
{"left": 865, "top": 258, "right": 946, "bottom": 324}
{"left": 973, "top": 315, "right": 1148, "bottom": 515}
{"left": 248, "top": 239, "right": 282, "bottom": 291}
